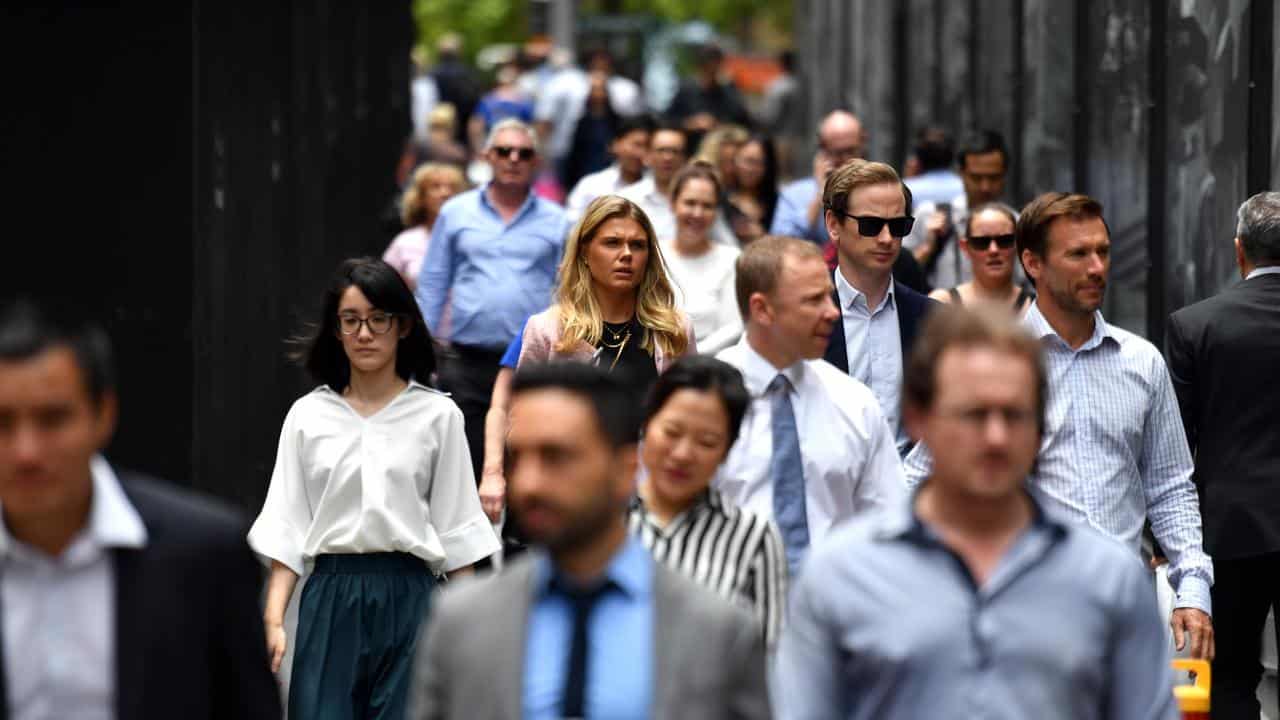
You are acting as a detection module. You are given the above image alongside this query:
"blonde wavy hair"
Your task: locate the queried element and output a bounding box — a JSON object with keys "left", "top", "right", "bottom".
{"left": 554, "top": 195, "right": 689, "bottom": 357}
{"left": 400, "top": 163, "right": 467, "bottom": 227}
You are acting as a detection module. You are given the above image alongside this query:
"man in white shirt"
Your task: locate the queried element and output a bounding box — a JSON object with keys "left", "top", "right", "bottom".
{"left": 715, "top": 236, "right": 906, "bottom": 575}
{"left": 822, "top": 159, "right": 937, "bottom": 455}
{"left": 618, "top": 122, "right": 737, "bottom": 245}
{"left": 564, "top": 115, "right": 653, "bottom": 224}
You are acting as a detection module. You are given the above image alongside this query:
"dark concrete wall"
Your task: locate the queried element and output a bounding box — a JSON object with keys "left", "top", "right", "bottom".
{"left": 792, "top": 0, "right": 1276, "bottom": 341}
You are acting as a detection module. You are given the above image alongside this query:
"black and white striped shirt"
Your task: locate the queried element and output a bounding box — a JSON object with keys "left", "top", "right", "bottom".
{"left": 627, "top": 489, "right": 787, "bottom": 647}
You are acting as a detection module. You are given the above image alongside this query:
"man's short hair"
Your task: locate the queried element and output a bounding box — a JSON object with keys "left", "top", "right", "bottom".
{"left": 822, "top": 159, "right": 913, "bottom": 218}
{"left": 511, "top": 362, "right": 643, "bottom": 449}
{"left": 1015, "top": 192, "right": 1106, "bottom": 260}
{"left": 904, "top": 303, "right": 1048, "bottom": 435}
{"left": 956, "top": 128, "right": 1009, "bottom": 170}
{"left": 0, "top": 298, "right": 115, "bottom": 405}
{"left": 734, "top": 235, "right": 826, "bottom": 319}
{"left": 650, "top": 121, "right": 688, "bottom": 150}
{"left": 914, "top": 126, "right": 955, "bottom": 172}
{"left": 483, "top": 118, "right": 541, "bottom": 155}
{"left": 1236, "top": 191, "right": 1280, "bottom": 266}
{"left": 614, "top": 114, "right": 655, "bottom": 142}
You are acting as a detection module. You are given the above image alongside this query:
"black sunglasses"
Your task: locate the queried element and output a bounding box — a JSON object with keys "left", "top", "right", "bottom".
{"left": 492, "top": 145, "right": 536, "bottom": 161}
{"left": 829, "top": 208, "right": 915, "bottom": 238}
{"left": 967, "top": 234, "right": 1016, "bottom": 251}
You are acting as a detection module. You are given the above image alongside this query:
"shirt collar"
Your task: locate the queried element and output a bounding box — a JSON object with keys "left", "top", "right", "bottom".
{"left": 1022, "top": 300, "right": 1117, "bottom": 352}
{"left": 479, "top": 183, "right": 539, "bottom": 223}
{"left": 875, "top": 482, "right": 1066, "bottom": 546}
{"left": 1246, "top": 265, "right": 1280, "bottom": 280}
{"left": 535, "top": 534, "right": 653, "bottom": 601}
{"left": 0, "top": 454, "right": 148, "bottom": 560}
{"left": 834, "top": 267, "right": 896, "bottom": 313}
{"left": 735, "top": 335, "right": 806, "bottom": 397}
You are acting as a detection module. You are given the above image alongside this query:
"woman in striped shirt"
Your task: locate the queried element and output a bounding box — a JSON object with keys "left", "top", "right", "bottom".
{"left": 627, "top": 355, "right": 787, "bottom": 647}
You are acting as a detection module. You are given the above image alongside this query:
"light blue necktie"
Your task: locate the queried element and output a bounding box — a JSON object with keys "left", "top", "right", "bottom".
{"left": 768, "top": 374, "right": 809, "bottom": 575}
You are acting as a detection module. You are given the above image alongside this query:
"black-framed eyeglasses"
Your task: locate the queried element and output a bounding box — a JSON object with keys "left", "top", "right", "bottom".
{"left": 967, "top": 234, "right": 1016, "bottom": 251}
{"left": 491, "top": 145, "right": 536, "bottom": 161}
{"left": 828, "top": 208, "right": 915, "bottom": 238}
{"left": 337, "top": 312, "right": 399, "bottom": 336}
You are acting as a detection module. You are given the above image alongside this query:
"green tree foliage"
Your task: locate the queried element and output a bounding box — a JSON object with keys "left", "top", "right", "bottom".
{"left": 413, "top": 0, "right": 528, "bottom": 64}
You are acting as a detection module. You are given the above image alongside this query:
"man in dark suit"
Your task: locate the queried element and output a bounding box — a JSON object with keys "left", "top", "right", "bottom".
{"left": 821, "top": 158, "right": 937, "bottom": 455}
{"left": 409, "top": 363, "right": 769, "bottom": 719}
{"left": 0, "top": 300, "right": 280, "bottom": 720}
{"left": 1165, "top": 190, "right": 1280, "bottom": 719}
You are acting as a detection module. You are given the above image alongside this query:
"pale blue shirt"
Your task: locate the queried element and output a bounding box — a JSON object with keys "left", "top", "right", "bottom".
{"left": 775, "top": 490, "right": 1179, "bottom": 720}
{"left": 416, "top": 186, "right": 570, "bottom": 348}
{"left": 902, "top": 302, "right": 1214, "bottom": 613}
{"left": 834, "top": 268, "right": 908, "bottom": 454}
{"left": 523, "top": 536, "right": 653, "bottom": 720}
{"left": 903, "top": 168, "right": 964, "bottom": 209}
{"left": 769, "top": 177, "right": 825, "bottom": 244}
{"left": 0, "top": 456, "right": 148, "bottom": 720}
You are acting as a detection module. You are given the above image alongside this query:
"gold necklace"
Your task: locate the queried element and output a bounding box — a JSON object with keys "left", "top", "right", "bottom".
{"left": 605, "top": 328, "right": 631, "bottom": 371}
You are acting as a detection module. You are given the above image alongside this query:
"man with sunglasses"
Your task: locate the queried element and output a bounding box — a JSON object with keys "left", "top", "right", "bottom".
{"left": 822, "top": 159, "right": 937, "bottom": 456}
{"left": 417, "top": 118, "right": 572, "bottom": 491}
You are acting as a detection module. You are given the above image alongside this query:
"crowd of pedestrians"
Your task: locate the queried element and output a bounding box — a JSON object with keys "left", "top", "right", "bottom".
{"left": 2, "top": 31, "right": 1279, "bottom": 720}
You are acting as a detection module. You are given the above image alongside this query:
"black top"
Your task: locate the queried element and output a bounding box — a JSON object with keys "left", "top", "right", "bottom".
{"left": 947, "top": 285, "right": 1035, "bottom": 311}
{"left": 596, "top": 317, "right": 659, "bottom": 391}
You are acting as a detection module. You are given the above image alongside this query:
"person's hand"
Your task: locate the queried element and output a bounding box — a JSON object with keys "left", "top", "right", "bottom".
{"left": 925, "top": 208, "right": 950, "bottom": 241}
{"left": 265, "top": 621, "right": 288, "bottom": 673}
{"left": 813, "top": 152, "right": 834, "bottom": 185}
{"left": 1170, "top": 608, "right": 1215, "bottom": 660}
{"left": 479, "top": 469, "right": 506, "bottom": 523}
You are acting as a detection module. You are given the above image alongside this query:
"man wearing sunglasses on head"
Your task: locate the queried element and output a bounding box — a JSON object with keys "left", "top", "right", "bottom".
{"left": 418, "top": 118, "right": 573, "bottom": 496}
{"left": 822, "top": 159, "right": 938, "bottom": 456}
{"left": 928, "top": 202, "right": 1034, "bottom": 312}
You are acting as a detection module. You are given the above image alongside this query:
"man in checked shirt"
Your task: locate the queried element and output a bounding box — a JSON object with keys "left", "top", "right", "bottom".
{"left": 903, "top": 191, "right": 1214, "bottom": 659}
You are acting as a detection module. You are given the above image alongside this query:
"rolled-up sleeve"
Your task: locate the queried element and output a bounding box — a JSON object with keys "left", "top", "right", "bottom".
{"left": 426, "top": 404, "right": 500, "bottom": 570}
{"left": 247, "top": 405, "right": 310, "bottom": 575}
{"left": 901, "top": 439, "right": 934, "bottom": 489}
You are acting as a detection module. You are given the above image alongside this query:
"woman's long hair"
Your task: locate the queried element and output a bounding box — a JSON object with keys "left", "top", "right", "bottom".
{"left": 553, "top": 195, "right": 689, "bottom": 357}
{"left": 736, "top": 134, "right": 781, "bottom": 229}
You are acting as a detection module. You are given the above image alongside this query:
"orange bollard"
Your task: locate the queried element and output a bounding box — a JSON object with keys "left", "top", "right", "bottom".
{"left": 1172, "top": 658, "right": 1211, "bottom": 719}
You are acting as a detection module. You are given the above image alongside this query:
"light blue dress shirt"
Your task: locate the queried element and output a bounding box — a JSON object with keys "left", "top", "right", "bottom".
{"left": 523, "top": 535, "right": 653, "bottom": 720}
{"left": 769, "top": 178, "right": 826, "bottom": 244}
{"left": 902, "top": 302, "right": 1214, "bottom": 613}
{"left": 903, "top": 168, "right": 965, "bottom": 209}
{"left": 416, "top": 186, "right": 570, "bottom": 348}
{"left": 834, "top": 268, "right": 908, "bottom": 454}
{"left": 776, "top": 490, "right": 1179, "bottom": 720}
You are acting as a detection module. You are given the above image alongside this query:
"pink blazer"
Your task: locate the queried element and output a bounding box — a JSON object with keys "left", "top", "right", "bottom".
{"left": 517, "top": 306, "right": 696, "bottom": 372}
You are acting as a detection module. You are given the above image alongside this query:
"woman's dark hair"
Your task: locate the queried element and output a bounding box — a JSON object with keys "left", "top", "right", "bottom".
{"left": 643, "top": 356, "right": 750, "bottom": 452}
{"left": 733, "top": 134, "right": 781, "bottom": 230}
{"left": 298, "top": 257, "right": 436, "bottom": 390}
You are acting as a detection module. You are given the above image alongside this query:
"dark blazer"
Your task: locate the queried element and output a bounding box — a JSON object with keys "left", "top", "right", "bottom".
{"left": 1165, "top": 271, "right": 1280, "bottom": 559}
{"left": 0, "top": 469, "right": 282, "bottom": 720}
{"left": 824, "top": 275, "right": 938, "bottom": 376}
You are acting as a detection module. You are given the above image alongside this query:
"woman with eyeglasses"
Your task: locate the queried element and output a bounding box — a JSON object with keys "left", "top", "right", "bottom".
{"left": 249, "top": 257, "right": 499, "bottom": 720}
{"left": 628, "top": 356, "right": 787, "bottom": 648}
{"left": 928, "top": 202, "right": 1034, "bottom": 311}
{"left": 475, "top": 194, "right": 693, "bottom": 524}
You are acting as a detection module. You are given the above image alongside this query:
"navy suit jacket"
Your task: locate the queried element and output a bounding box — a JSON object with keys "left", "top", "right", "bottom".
{"left": 823, "top": 275, "right": 937, "bottom": 376}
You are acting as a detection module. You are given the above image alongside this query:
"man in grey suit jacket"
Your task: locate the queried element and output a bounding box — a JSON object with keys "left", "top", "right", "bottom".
{"left": 408, "top": 362, "right": 770, "bottom": 720}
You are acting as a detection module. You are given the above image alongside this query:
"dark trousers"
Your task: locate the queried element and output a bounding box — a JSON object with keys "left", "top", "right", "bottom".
{"left": 1211, "top": 551, "right": 1280, "bottom": 719}
{"left": 436, "top": 343, "right": 504, "bottom": 485}
{"left": 289, "top": 553, "right": 435, "bottom": 720}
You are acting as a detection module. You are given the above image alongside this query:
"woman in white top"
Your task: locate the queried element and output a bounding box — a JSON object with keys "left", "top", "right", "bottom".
{"left": 248, "top": 257, "right": 498, "bottom": 720}
{"left": 382, "top": 163, "right": 467, "bottom": 290}
{"left": 663, "top": 161, "right": 744, "bottom": 354}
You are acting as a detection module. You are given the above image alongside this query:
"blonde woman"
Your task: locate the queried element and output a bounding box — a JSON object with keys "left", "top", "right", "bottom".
{"left": 695, "top": 123, "right": 749, "bottom": 189}
{"left": 476, "top": 194, "right": 694, "bottom": 523}
{"left": 383, "top": 163, "right": 468, "bottom": 289}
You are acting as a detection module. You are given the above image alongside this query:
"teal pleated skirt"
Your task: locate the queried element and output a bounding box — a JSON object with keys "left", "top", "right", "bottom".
{"left": 288, "top": 553, "right": 436, "bottom": 720}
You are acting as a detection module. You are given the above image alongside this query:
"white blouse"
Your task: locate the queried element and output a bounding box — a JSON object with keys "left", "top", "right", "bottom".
{"left": 248, "top": 382, "right": 499, "bottom": 575}
{"left": 662, "top": 241, "right": 743, "bottom": 355}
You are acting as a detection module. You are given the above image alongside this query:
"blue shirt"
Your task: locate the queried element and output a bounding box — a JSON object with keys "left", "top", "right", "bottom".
{"left": 523, "top": 536, "right": 654, "bottom": 720}
{"left": 834, "top": 268, "right": 908, "bottom": 454}
{"left": 769, "top": 178, "right": 826, "bottom": 244}
{"left": 775, "top": 491, "right": 1178, "bottom": 720}
{"left": 903, "top": 301, "right": 1214, "bottom": 614}
{"left": 500, "top": 315, "right": 529, "bottom": 368}
{"left": 416, "top": 187, "right": 570, "bottom": 348}
{"left": 903, "top": 168, "right": 964, "bottom": 209}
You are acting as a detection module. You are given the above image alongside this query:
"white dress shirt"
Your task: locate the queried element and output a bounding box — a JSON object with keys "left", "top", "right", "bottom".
{"left": 834, "top": 267, "right": 908, "bottom": 453}
{"left": 1247, "top": 265, "right": 1280, "bottom": 280}
{"left": 1, "top": 455, "right": 147, "bottom": 720}
{"left": 662, "top": 240, "right": 743, "bottom": 355}
{"left": 714, "top": 337, "right": 907, "bottom": 547}
{"left": 564, "top": 165, "right": 634, "bottom": 225}
{"left": 617, "top": 176, "right": 739, "bottom": 248}
{"left": 248, "top": 382, "right": 499, "bottom": 576}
